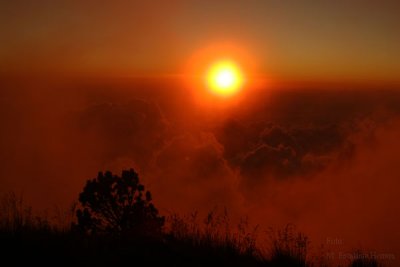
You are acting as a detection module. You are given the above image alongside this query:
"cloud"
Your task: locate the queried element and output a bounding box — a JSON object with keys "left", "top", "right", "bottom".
{"left": 244, "top": 118, "right": 400, "bottom": 264}
{"left": 240, "top": 144, "right": 298, "bottom": 185}
{"left": 150, "top": 132, "right": 242, "bottom": 214}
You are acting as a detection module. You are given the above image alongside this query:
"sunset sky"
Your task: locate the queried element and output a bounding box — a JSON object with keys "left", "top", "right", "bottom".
{"left": 1, "top": 1, "right": 400, "bottom": 84}
{"left": 1, "top": 1, "right": 400, "bottom": 265}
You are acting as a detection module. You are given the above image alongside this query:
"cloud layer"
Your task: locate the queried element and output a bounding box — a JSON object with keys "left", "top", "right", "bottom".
{"left": 0, "top": 77, "right": 399, "bottom": 264}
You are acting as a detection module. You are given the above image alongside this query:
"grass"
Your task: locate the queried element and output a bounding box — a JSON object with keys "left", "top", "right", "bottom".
{"left": 266, "top": 224, "right": 310, "bottom": 267}
{"left": 0, "top": 193, "right": 383, "bottom": 267}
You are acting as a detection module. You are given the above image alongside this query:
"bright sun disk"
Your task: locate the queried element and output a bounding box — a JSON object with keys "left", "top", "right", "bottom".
{"left": 206, "top": 60, "right": 244, "bottom": 97}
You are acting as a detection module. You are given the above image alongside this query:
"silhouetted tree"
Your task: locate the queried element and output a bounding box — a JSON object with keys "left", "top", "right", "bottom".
{"left": 76, "top": 168, "right": 164, "bottom": 236}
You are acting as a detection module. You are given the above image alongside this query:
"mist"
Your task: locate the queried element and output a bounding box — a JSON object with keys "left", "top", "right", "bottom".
{"left": 0, "top": 76, "right": 399, "bottom": 264}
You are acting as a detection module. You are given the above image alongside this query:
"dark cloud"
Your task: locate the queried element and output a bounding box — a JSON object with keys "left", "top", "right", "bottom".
{"left": 215, "top": 120, "right": 348, "bottom": 190}
{"left": 240, "top": 144, "right": 298, "bottom": 184}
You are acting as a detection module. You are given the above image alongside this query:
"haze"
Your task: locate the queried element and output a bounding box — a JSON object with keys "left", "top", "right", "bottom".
{"left": 0, "top": 1, "right": 399, "bottom": 266}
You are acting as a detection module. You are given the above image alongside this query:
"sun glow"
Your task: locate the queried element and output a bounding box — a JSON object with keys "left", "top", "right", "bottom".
{"left": 206, "top": 60, "right": 244, "bottom": 97}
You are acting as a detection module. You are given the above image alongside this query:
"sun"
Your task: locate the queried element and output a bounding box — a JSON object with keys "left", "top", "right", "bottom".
{"left": 206, "top": 60, "right": 244, "bottom": 97}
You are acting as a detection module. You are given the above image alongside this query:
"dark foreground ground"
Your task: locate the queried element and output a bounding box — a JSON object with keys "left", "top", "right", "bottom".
{"left": 0, "top": 222, "right": 381, "bottom": 267}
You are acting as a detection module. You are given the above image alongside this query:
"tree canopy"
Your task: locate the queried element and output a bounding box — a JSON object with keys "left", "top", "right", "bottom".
{"left": 76, "top": 168, "right": 164, "bottom": 236}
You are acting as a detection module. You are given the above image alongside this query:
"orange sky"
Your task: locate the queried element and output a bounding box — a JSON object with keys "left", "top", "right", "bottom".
{"left": 1, "top": 1, "right": 400, "bottom": 85}
{"left": 1, "top": 3, "right": 399, "bottom": 263}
